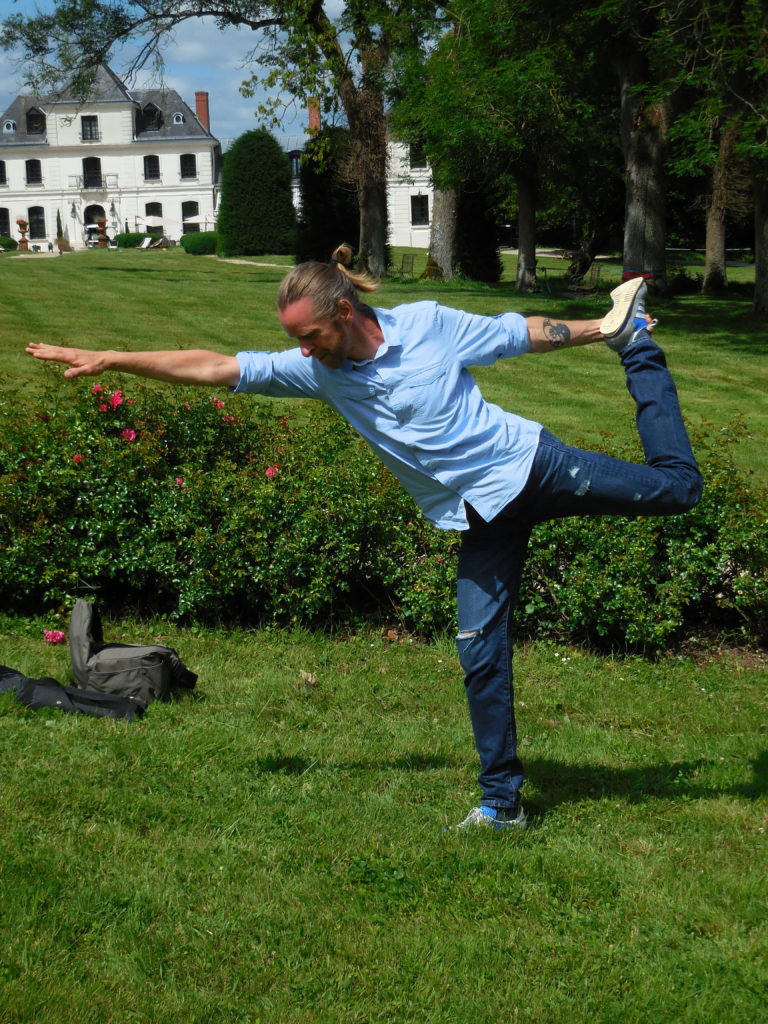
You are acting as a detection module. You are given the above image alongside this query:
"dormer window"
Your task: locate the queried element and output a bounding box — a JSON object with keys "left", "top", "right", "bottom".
{"left": 143, "top": 104, "right": 163, "bottom": 131}
{"left": 26, "top": 108, "right": 46, "bottom": 135}
{"left": 172, "top": 112, "right": 185, "bottom": 125}
{"left": 3, "top": 120, "right": 16, "bottom": 133}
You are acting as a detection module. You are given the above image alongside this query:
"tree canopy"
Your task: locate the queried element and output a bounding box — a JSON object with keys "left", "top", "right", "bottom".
{"left": 2, "top": 0, "right": 444, "bottom": 277}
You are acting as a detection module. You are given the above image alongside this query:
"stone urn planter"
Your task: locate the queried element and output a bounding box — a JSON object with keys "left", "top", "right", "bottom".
{"left": 16, "top": 218, "right": 29, "bottom": 252}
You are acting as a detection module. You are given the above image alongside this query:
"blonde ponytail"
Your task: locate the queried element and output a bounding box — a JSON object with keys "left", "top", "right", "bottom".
{"left": 277, "top": 244, "right": 380, "bottom": 318}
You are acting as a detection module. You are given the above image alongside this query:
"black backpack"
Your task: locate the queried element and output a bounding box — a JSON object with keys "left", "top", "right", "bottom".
{"left": 69, "top": 599, "right": 197, "bottom": 705}
{"left": 0, "top": 665, "right": 147, "bottom": 721}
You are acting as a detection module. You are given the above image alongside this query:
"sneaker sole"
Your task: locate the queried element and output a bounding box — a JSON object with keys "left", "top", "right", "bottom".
{"left": 601, "top": 277, "right": 645, "bottom": 338}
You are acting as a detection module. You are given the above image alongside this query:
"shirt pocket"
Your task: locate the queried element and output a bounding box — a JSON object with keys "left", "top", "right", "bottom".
{"left": 390, "top": 362, "right": 449, "bottom": 423}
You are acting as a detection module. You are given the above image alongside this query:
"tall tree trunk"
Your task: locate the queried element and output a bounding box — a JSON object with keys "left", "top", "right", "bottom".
{"left": 618, "top": 59, "right": 669, "bottom": 294}
{"left": 338, "top": 66, "right": 389, "bottom": 277}
{"left": 754, "top": 171, "right": 768, "bottom": 315}
{"left": 515, "top": 169, "right": 537, "bottom": 292}
{"left": 424, "top": 187, "right": 458, "bottom": 280}
{"left": 703, "top": 123, "right": 739, "bottom": 292}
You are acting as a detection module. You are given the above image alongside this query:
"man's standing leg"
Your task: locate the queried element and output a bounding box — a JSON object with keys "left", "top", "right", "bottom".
{"left": 452, "top": 506, "right": 531, "bottom": 831}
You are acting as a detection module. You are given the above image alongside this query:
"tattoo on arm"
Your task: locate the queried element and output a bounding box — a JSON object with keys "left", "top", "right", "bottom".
{"left": 542, "top": 319, "right": 571, "bottom": 348}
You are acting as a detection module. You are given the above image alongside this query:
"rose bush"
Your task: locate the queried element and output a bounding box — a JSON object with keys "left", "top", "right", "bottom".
{"left": 0, "top": 375, "right": 764, "bottom": 651}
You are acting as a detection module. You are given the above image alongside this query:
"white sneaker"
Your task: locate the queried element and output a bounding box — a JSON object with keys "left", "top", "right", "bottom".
{"left": 601, "top": 278, "right": 656, "bottom": 352}
{"left": 449, "top": 804, "right": 528, "bottom": 832}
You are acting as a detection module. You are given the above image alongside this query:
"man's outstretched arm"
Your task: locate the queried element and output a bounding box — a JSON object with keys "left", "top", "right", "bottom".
{"left": 525, "top": 316, "right": 603, "bottom": 353}
{"left": 25, "top": 343, "right": 241, "bottom": 388}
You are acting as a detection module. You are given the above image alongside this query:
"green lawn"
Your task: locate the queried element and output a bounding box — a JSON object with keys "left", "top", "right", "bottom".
{"left": 1, "top": 623, "right": 766, "bottom": 1023}
{"left": 0, "top": 247, "right": 766, "bottom": 1022}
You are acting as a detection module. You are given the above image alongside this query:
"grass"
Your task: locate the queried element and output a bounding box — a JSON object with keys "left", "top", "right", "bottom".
{"left": 1, "top": 622, "right": 766, "bottom": 1023}
{"left": 0, "top": 246, "right": 766, "bottom": 1021}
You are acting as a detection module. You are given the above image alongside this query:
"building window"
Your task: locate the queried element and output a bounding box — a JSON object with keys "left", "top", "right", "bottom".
{"left": 143, "top": 104, "right": 163, "bottom": 131}
{"left": 82, "top": 157, "right": 102, "bottom": 189}
{"left": 410, "top": 194, "right": 429, "bottom": 226}
{"left": 179, "top": 154, "right": 197, "bottom": 179}
{"left": 81, "top": 115, "right": 99, "bottom": 141}
{"left": 143, "top": 155, "right": 160, "bottom": 181}
{"left": 0, "top": 161, "right": 6, "bottom": 186}
{"left": 25, "top": 159, "right": 43, "bottom": 185}
{"left": 182, "top": 200, "right": 200, "bottom": 233}
{"left": 26, "top": 108, "right": 46, "bottom": 135}
{"left": 0, "top": 208, "right": 9, "bottom": 236}
{"left": 145, "top": 202, "right": 163, "bottom": 236}
{"left": 409, "top": 143, "right": 427, "bottom": 169}
{"left": 28, "top": 206, "right": 46, "bottom": 239}
{"left": 172, "top": 112, "right": 185, "bottom": 125}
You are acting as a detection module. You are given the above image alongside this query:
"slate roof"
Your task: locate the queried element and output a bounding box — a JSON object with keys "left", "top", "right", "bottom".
{"left": 0, "top": 64, "right": 218, "bottom": 145}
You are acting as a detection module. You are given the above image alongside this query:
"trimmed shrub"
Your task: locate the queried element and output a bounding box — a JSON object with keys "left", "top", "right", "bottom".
{"left": 0, "top": 379, "right": 764, "bottom": 650}
{"left": 180, "top": 231, "right": 218, "bottom": 255}
{"left": 296, "top": 128, "right": 359, "bottom": 263}
{"left": 0, "top": 236, "right": 19, "bottom": 251}
{"left": 114, "top": 232, "right": 161, "bottom": 248}
{"left": 217, "top": 129, "right": 297, "bottom": 257}
{"left": 456, "top": 184, "right": 503, "bottom": 283}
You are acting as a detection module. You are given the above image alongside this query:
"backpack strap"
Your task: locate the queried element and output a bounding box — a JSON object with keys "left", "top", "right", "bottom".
{"left": 16, "top": 676, "right": 147, "bottom": 720}
{"left": 68, "top": 598, "right": 96, "bottom": 687}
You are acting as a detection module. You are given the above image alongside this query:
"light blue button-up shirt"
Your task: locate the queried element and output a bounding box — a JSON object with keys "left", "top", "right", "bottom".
{"left": 232, "top": 300, "right": 542, "bottom": 530}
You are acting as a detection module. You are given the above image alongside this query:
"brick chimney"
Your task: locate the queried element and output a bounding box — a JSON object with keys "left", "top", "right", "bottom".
{"left": 195, "top": 91, "right": 210, "bottom": 132}
{"left": 308, "top": 97, "right": 321, "bottom": 134}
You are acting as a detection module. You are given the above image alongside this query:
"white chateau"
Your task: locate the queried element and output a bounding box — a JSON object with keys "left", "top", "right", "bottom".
{"left": 0, "top": 65, "right": 220, "bottom": 249}
{"left": 0, "top": 64, "right": 433, "bottom": 252}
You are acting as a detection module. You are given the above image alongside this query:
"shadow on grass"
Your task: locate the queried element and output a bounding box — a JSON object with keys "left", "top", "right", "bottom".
{"left": 525, "top": 749, "right": 768, "bottom": 815}
{"left": 255, "top": 749, "right": 768, "bottom": 809}
{"left": 256, "top": 751, "right": 461, "bottom": 776}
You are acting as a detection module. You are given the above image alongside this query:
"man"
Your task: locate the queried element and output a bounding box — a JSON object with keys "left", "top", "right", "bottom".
{"left": 27, "top": 264, "right": 702, "bottom": 831}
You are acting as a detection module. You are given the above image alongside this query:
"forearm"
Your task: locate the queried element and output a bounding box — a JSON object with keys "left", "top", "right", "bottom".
{"left": 26, "top": 343, "right": 241, "bottom": 387}
{"left": 99, "top": 348, "right": 240, "bottom": 386}
{"left": 525, "top": 316, "right": 603, "bottom": 353}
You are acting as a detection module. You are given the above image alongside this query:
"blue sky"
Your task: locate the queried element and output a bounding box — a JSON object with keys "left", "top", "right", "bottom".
{"left": 0, "top": 1, "right": 310, "bottom": 146}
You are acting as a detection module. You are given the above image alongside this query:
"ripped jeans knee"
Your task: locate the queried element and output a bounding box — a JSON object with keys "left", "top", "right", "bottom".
{"left": 456, "top": 627, "right": 481, "bottom": 673}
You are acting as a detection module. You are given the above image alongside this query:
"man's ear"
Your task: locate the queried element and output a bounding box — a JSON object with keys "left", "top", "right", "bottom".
{"left": 337, "top": 298, "right": 354, "bottom": 322}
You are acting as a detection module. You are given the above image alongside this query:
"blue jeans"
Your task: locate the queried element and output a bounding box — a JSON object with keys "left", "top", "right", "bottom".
{"left": 455, "top": 334, "right": 702, "bottom": 810}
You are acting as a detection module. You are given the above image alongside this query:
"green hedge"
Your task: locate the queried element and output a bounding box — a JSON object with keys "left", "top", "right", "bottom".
{"left": 0, "top": 236, "right": 19, "bottom": 251}
{"left": 0, "top": 377, "right": 765, "bottom": 650}
{"left": 114, "top": 232, "right": 161, "bottom": 248}
{"left": 180, "top": 231, "right": 218, "bottom": 255}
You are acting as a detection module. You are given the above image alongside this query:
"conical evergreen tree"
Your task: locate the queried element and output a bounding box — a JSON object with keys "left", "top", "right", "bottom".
{"left": 217, "top": 129, "right": 297, "bottom": 257}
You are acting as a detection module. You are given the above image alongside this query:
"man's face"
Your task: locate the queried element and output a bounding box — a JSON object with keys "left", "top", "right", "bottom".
{"left": 279, "top": 296, "right": 354, "bottom": 369}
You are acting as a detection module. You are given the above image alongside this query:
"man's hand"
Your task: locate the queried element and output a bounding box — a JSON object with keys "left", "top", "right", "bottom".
{"left": 26, "top": 343, "right": 110, "bottom": 377}
{"left": 25, "top": 342, "right": 241, "bottom": 387}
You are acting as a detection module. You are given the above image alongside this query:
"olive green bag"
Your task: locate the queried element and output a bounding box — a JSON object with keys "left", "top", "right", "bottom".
{"left": 69, "top": 599, "right": 197, "bottom": 705}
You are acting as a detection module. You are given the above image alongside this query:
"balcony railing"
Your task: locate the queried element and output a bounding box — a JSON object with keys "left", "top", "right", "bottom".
{"left": 68, "top": 174, "right": 119, "bottom": 191}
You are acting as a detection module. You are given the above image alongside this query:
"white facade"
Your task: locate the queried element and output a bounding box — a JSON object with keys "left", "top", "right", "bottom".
{"left": 0, "top": 66, "right": 220, "bottom": 250}
{"left": 386, "top": 140, "right": 433, "bottom": 249}
{"left": 271, "top": 132, "right": 434, "bottom": 250}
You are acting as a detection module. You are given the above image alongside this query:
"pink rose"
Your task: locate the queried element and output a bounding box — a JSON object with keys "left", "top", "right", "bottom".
{"left": 44, "top": 630, "right": 66, "bottom": 644}
{"left": 99, "top": 404, "right": 108, "bottom": 412}
{"left": 120, "top": 428, "right": 136, "bottom": 442}
{"left": 91, "top": 384, "right": 103, "bottom": 394}
{"left": 73, "top": 453, "right": 84, "bottom": 465}
{"left": 265, "top": 465, "right": 279, "bottom": 479}
{"left": 175, "top": 477, "right": 184, "bottom": 485}
{"left": 110, "top": 390, "right": 123, "bottom": 409}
